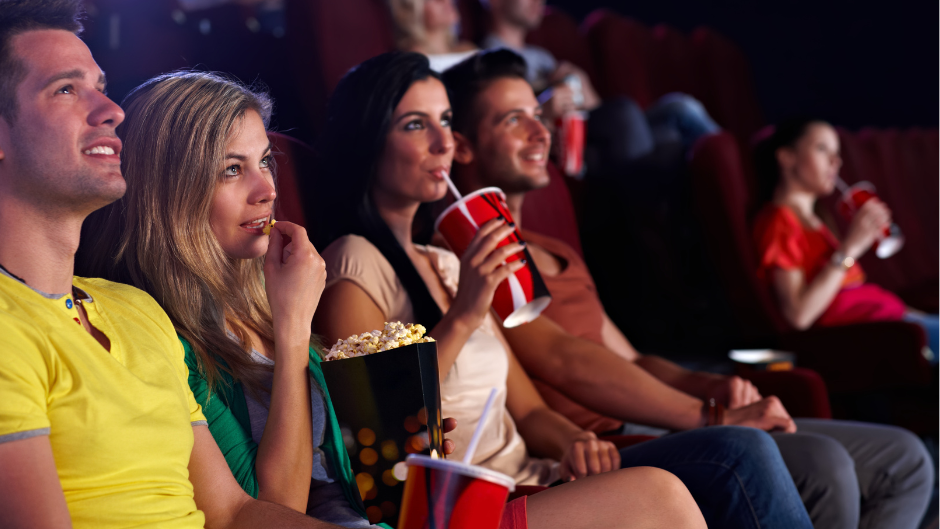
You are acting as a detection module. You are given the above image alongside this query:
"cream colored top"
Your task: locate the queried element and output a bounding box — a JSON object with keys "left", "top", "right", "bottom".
{"left": 322, "top": 235, "right": 559, "bottom": 486}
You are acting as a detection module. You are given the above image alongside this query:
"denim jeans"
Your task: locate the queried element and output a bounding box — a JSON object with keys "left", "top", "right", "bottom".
{"left": 618, "top": 426, "right": 813, "bottom": 529}
{"left": 586, "top": 93, "right": 720, "bottom": 179}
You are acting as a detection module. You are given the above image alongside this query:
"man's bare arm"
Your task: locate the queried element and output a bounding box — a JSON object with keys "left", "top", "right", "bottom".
{"left": 502, "top": 316, "right": 705, "bottom": 430}
{"left": 0, "top": 435, "right": 73, "bottom": 528}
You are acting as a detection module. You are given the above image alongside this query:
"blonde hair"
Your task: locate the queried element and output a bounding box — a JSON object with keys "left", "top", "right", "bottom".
{"left": 80, "top": 71, "right": 279, "bottom": 397}
{"left": 388, "top": 0, "right": 427, "bottom": 50}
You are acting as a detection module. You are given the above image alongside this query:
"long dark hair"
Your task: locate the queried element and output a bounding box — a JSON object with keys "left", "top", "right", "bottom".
{"left": 312, "top": 51, "right": 444, "bottom": 329}
{"left": 753, "top": 117, "right": 828, "bottom": 206}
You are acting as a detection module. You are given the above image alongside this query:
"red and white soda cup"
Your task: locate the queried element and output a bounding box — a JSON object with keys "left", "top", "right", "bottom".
{"left": 556, "top": 110, "right": 586, "bottom": 178}
{"left": 434, "top": 187, "right": 551, "bottom": 328}
{"left": 397, "top": 454, "right": 516, "bottom": 529}
{"left": 836, "top": 181, "right": 904, "bottom": 259}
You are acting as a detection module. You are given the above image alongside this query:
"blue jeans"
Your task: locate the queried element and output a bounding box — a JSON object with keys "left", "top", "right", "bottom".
{"left": 586, "top": 94, "right": 720, "bottom": 177}
{"left": 619, "top": 426, "right": 813, "bottom": 529}
{"left": 646, "top": 93, "right": 721, "bottom": 150}
{"left": 903, "top": 311, "right": 939, "bottom": 364}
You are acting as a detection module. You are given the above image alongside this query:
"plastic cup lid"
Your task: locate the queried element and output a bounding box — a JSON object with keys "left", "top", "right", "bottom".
{"left": 405, "top": 454, "right": 516, "bottom": 491}
{"left": 728, "top": 349, "right": 796, "bottom": 364}
{"left": 502, "top": 296, "right": 552, "bottom": 328}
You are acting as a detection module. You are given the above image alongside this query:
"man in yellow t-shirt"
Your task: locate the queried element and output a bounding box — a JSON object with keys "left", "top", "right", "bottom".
{"left": 0, "top": 273, "right": 209, "bottom": 528}
{"left": 0, "top": 1, "right": 339, "bottom": 527}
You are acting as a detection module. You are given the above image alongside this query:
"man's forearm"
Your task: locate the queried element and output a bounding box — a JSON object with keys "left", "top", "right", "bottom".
{"left": 633, "top": 355, "right": 723, "bottom": 399}
{"left": 542, "top": 337, "right": 706, "bottom": 430}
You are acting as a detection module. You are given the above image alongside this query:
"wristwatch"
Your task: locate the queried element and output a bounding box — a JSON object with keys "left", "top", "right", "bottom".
{"left": 830, "top": 251, "right": 855, "bottom": 271}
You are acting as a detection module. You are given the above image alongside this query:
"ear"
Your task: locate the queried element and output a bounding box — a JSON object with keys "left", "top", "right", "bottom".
{"left": 453, "top": 131, "right": 474, "bottom": 165}
{"left": 775, "top": 146, "right": 795, "bottom": 173}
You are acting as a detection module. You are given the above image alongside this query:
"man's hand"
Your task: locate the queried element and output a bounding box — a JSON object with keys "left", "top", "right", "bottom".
{"left": 559, "top": 431, "right": 621, "bottom": 482}
{"left": 722, "top": 396, "right": 797, "bottom": 433}
{"left": 549, "top": 61, "right": 601, "bottom": 110}
{"left": 705, "top": 375, "right": 762, "bottom": 409}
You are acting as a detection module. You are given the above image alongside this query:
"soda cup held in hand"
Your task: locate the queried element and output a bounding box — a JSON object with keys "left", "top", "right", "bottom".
{"left": 556, "top": 111, "right": 586, "bottom": 178}
{"left": 836, "top": 181, "right": 904, "bottom": 259}
{"left": 398, "top": 455, "right": 515, "bottom": 529}
{"left": 434, "top": 187, "right": 551, "bottom": 328}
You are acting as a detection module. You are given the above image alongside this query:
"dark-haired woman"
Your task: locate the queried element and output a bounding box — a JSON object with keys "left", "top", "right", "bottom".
{"left": 752, "top": 118, "right": 938, "bottom": 359}
{"left": 311, "top": 51, "right": 707, "bottom": 529}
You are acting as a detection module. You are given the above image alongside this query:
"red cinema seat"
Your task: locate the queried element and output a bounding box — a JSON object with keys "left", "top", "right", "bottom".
{"left": 525, "top": 7, "right": 598, "bottom": 87}
{"left": 521, "top": 162, "right": 584, "bottom": 258}
{"left": 689, "top": 132, "right": 932, "bottom": 406}
{"left": 648, "top": 24, "right": 698, "bottom": 100}
{"left": 689, "top": 28, "right": 764, "bottom": 144}
{"left": 269, "top": 132, "right": 314, "bottom": 229}
{"left": 821, "top": 127, "right": 939, "bottom": 309}
{"left": 582, "top": 10, "right": 654, "bottom": 108}
{"left": 286, "top": 0, "right": 394, "bottom": 131}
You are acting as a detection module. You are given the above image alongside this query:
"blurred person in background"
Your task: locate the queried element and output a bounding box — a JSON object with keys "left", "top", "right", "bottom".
{"left": 753, "top": 118, "right": 939, "bottom": 362}
{"left": 390, "top": 0, "right": 718, "bottom": 180}
{"left": 442, "top": 49, "right": 935, "bottom": 529}
{"left": 388, "top": 0, "right": 479, "bottom": 72}
{"left": 481, "top": 0, "right": 719, "bottom": 171}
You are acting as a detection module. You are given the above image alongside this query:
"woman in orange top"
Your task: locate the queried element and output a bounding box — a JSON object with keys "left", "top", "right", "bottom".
{"left": 752, "top": 117, "right": 937, "bottom": 360}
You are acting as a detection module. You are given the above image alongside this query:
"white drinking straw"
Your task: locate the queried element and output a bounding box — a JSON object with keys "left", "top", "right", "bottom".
{"left": 462, "top": 387, "right": 498, "bottom": 465}
{"left": 834, "top": 176, "right": 849, "bottom": 194}
{"left": 442, "top": 170, "right": 463, "bottom": 201}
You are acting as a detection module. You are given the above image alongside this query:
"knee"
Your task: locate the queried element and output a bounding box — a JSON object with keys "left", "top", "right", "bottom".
{"left": 886, "top": 428, "right": 935, "bottom": 491}
{"left": 653, "top": 92, "right": 706, "bottom": 117}
{"left": 781, "top": 435, "right": 857, "bottom": 490}
{"left": 626, "top": 467, "right": 704, "bottom": 525}
{"left": 703, "top": 425, "right": 779, "bottom": 457}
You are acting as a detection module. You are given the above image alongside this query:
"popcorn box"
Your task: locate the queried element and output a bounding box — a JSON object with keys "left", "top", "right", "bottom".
{"left": 320, "top": 341, "right": 443, "bottom": 526}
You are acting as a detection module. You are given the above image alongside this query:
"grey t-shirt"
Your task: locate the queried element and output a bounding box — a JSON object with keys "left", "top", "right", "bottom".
{"left": 483, "top": 34, "right": 558, "bottom": 92}
{"left": 245, "top": 350, "right": 378, "bottom": 528}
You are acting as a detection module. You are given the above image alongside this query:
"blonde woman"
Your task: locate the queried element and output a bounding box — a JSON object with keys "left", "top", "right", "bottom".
{"left": 388, "top": 0, "right": 478, "bottom": 72}
{"left": 78, "top": 71, "right": 455, "bottom": 528}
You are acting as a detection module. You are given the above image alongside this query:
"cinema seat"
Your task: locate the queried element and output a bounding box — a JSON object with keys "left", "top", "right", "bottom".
{"left": 582, "top": 10, "right": 654, "bottom": 107}
{"left": 821, "top": 128, "right": 939, "bottom": 310}
{"left": 648, "top": 24, "right": 698, "bottom": 100}
{"left": 525, "top": 7, "right": 598, "bottom": 86}
{"left": 688, "top": 28, "right": 765, "bottom": 145}
{"left": 269, "top": 132, "right": 314, "bottom": 229}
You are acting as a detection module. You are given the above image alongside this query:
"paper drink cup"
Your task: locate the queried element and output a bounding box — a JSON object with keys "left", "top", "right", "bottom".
{"left": 836, "top": 181, "right": 905, "bottom": 259}
{"left": 434, "top": 187, "right": 552, "bottom": 328}
{"left": 556, "top": 110, "right": 587, "bottom": 178}
{"left": 398, "top": 454, "right": 516, "bottom": 529}
{"left": 320, "top": 341, "right": 443, "bottom": 525}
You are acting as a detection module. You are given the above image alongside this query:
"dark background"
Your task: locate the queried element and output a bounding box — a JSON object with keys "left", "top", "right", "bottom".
{"left": 550, "top": 0, "right": 939, "bottom": 130}
{"left": 84, "top": 0, "right": 939, "bottom": 134}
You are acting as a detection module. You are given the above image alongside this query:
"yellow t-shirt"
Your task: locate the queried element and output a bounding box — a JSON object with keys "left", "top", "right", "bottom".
{"left": 0, "top": 272, "right": 207, "bottom": 528}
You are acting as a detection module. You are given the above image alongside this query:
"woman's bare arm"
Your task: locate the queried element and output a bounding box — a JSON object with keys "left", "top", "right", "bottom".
{"left": 503, "top": 347, "right": 620, "bottom": 480}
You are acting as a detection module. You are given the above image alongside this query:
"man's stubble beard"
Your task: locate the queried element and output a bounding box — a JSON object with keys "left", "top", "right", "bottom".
{"left": 9, "top": 131, "right": 126, "bottom": 217}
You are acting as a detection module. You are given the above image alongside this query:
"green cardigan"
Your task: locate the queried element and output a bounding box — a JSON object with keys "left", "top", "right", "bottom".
{"left": 181, "top": 337, "right": 390, "bottom": 528}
